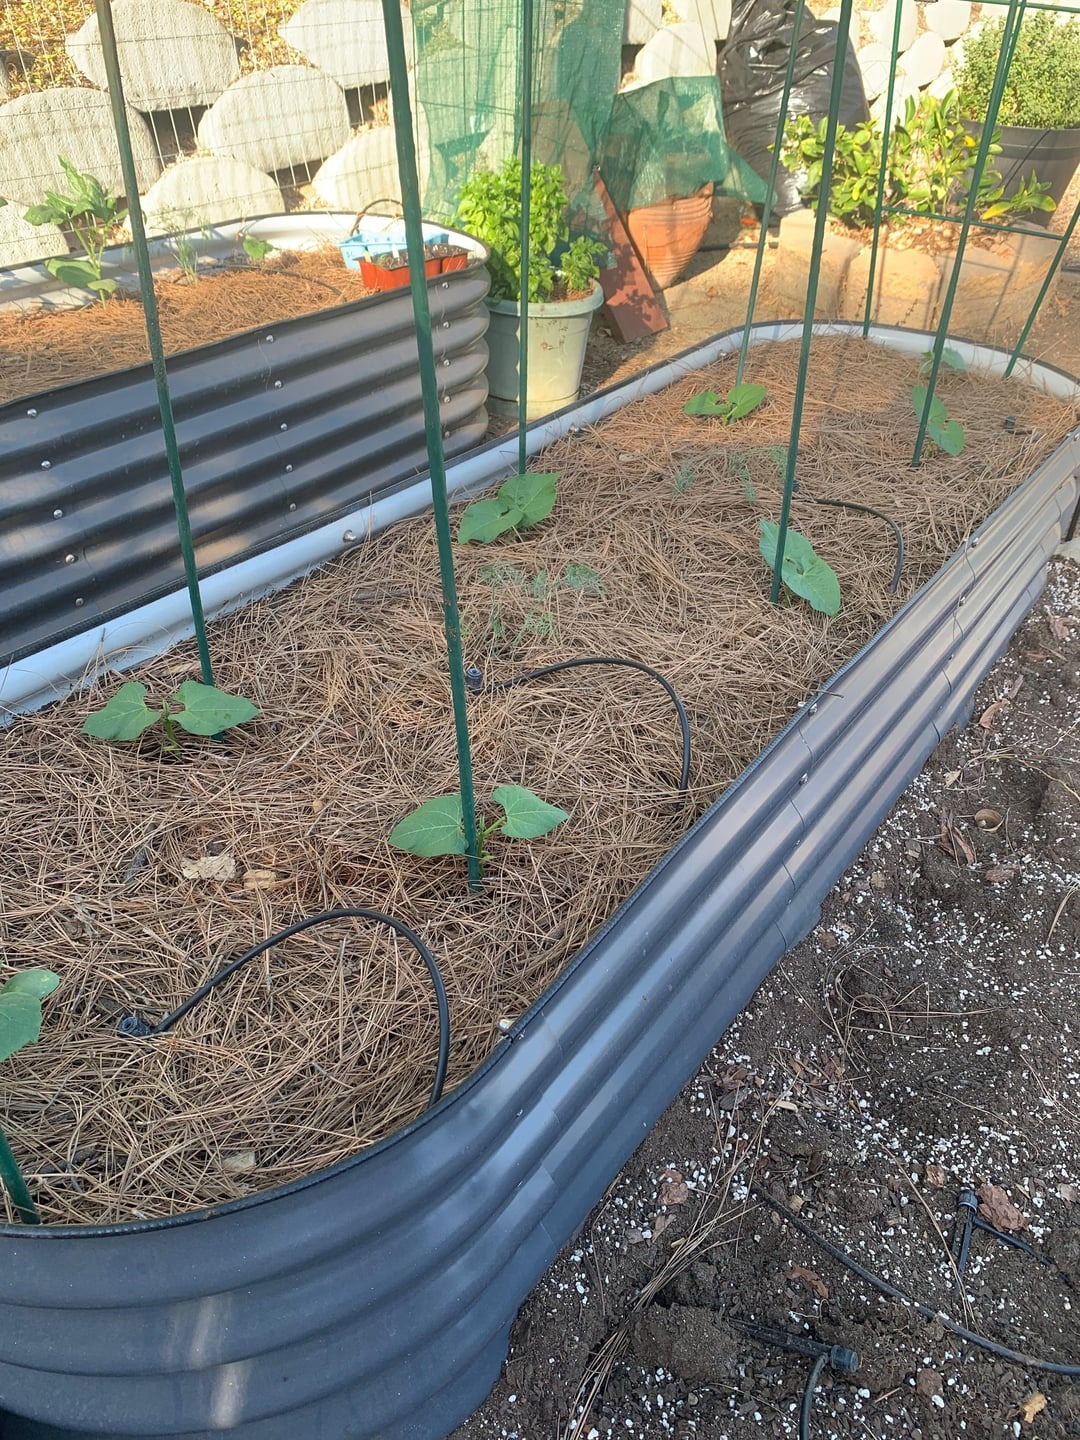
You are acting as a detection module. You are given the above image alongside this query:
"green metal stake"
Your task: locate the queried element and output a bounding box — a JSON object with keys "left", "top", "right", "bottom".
{"left": 382, "top": 0, "right": 482, "bottom": 892}
{"left": 770, "top": 0, "right": 854, "bottom": 606}
{"left": 912, "top": 0, "right": 1026, "bottom": 466}
{"left": 518, "top": 0, "right": 535, "bottom": 476}
{"left": 1005, "top": 195, "right": 1080, "bottom": 378}
{"left": 736, "top": 0, "right": 806, "bottom": 385}
{"left": 862, "top": 0, "right": 906, "bottom": 337}
{"left": 0, "top": 1125, "right": 40, "bottom": 1226}
{"left": 94, "top": 0, "right": 213, "bottom": 686}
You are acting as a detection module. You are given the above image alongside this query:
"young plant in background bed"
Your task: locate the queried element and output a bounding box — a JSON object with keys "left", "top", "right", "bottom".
{"left": 24, "top": 158, "right": 128, "bottom": 302}
{"left": 83, "top": 680, "right": 259, "bottom": 751}
{"left": 910, "top": 386, "right": 965, "bottom": 456}
{"left": 390, "top": 786, "right": 568, "bottom": 874}
{"left": 0, "top": 967, "right": 59, "bottom": 1224}
{"left": 758, "top": 521, "right": 841, "bottom": 616}
{"left": 683, "top": 382, "right": 768, "bottom": 424}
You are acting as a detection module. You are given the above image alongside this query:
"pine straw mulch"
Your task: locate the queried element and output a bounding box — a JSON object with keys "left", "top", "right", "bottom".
{"left": 0, "top": 248, "right": 373, "bottom": 408}
{"left": 2, "top": 336, "right": 1077, "bottom": 1227}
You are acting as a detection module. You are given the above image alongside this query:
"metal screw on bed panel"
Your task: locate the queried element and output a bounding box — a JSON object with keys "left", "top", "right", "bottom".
{"left": 273, "top": 380, "right": 282, "bottom": 389}
{"left": 288, "top": 503, "right": 296, "bottom": 512}
{"left": 342, "top": 530, "right": 356, "bottom": 543}
{"left": 265, "top": 334, "right": 275, "bottom": 343}
{"left": 969, "top": 536, "right": 978, "bottom": 548}
{"left": 53, "top": 508, "right": 63, "bottom": 519}
{"left": 799, "top": 773, "right": 809, "bottom": 786}
{"left": 442, "top": 358, "right": 450, "bottom": 367}
{"left": 442, "top": 320, "right": 450, "bottom": 330}
{"left": 497, "top": 1018, "right": 512, "bottom": 1033}
{"left": 64, "top": 553, "right": 76, "bottom": 565}
{"left": 808, "top": 702, "right": 818, "bottom": 715}
{"left": 280, "top": 422, "right": 288, "bottom": 431}
{"left": 41, "top": 460, "right": 51, "bottom": 469}
{"left": 441, "top": 394, "right": 451, "bottom": 404}
{"left": 74, "top": 597, "right": 84, "bottom": 607}
{"left": 959, "top": 594, "right": 967, "bottom": 606}
{"left": 285, "top": 464, "right": 293, "bottom": 473}
{"left": 27, "top": 408, "right": 38, "bottom": 418}
{"left": 440, "top": 281, "right": 449, "bottom": 290}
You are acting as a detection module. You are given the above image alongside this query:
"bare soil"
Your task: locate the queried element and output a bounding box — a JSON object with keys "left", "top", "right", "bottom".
{"left": 3, "top": 337, "right": 1074, "bottom": 1227}
{"left": 451, "top": 556, "right": 1080, "bottom": 1440}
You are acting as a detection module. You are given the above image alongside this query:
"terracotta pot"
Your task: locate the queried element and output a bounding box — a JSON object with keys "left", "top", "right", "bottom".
{"left": 626, "top": 184, "right": 713, "bottom": 290}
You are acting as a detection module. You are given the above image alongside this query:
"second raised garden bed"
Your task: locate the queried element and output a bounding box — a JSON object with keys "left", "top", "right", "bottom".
{"left": 1, "top": 324, "right": 1078, "bottom": 1439}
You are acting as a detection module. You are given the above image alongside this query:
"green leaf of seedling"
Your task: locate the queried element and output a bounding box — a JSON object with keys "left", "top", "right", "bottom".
{"left": 929, "top": 418, "right": 966, "bottom": 456}
{"left": 242, "top": 235, "right": 274, "bottom": 262}
{"left": 0, "top": 968, "right": 60, "bottom": 1065}
{"left": 170, "top": 681, "right": 260, "bottom": 736}
{"left": 759, "top": 520, "right": 842, "bottom": 617}
{"left": 23, "top": 203, "right": 54, "bottom": 226}
{"left": 82, "top": 681, "right": 160, "bottom": 741}
{"left": 911, "top": 385, "right": 949, "bottom": 428}
{"left": 43, "top": 257, "right": 102, "bottom": 292}
{"left": 499, "top": 471, "right": 558, "bottom": 527}
{"left": 682, "top": 388, "right": 727, "bottom": 417}
{"left": 389, "top": 794, "right": 467, "bottom": 857}
{"left": 561, "top": 563, "right": 604, "bottom": 595}
{"left": 458, "top": 496, "right": 519, "bottom": 543}
{"left": 491, "top": 784, "right": 569, "bottom": 840}
{"left": 919, "top": 346, "right": 967, "bottom": 375}
{"left": 722, "top": 383, "right": 768, "bottom": 424}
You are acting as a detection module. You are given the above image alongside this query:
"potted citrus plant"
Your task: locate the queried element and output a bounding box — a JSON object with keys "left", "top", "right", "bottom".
{"left": 954, "top": 11, "right": 1080, "bottom": 219}
{"left": 453, "top": 157, "right": 605, "bottom": 418}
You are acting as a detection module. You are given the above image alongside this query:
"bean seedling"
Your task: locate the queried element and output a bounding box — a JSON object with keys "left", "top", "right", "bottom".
{"left": 0, "top": 967, "right": 59, "bottom": 1224}
{"left": 390, "top": 785, "right": 569, "bottom": 872}
{"left": 759, "top": 520, "right": 842, "bottom": 616}
{"left": 24, "top": 158, "right": 127, "bottom": 302}
{"left": 911, "top": 385, "right": 965, "bottom": 456}
{"left": 83, "top": 680, "right": 259, "bottom": 750}
{"left": 458, "top": 471, "right": 559, "bottom": 544}
{"left": 683, "top": 383, "right": 768, "bottom": 424}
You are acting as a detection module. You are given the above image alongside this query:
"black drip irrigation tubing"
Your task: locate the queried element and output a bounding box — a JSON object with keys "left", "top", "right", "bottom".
{"left": 118, "top": 908, "right": 451, "bottom": 1109}
{"left": 466, "top": 656, "right": 692, "bottom": 804}
{"left": 799, "top": 490, "right": 906, "bottom": 595}
{"left": 754, "top": 1187, "right": 1080, "bottom": 1378}
{"left": 732, "top": 1321, "right": 859, "bottom": 1440}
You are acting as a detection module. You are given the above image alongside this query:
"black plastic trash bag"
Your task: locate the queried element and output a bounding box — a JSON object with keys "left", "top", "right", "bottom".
{"left": 720, "top": 0, "right": 868, "bottom": 214}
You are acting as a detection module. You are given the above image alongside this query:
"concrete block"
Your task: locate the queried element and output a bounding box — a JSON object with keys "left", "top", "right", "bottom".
{"left": 775, "top": 208, "right": 862, "bottom": 318}
{"left": 67, "top": 0, "right": 240, "bottom": 111}
{"left": 869, "top": 0, "right": 917, "bottom": 55}
{"left": 140, "top": 156, "right": 284, "bottom": 234}
{"left": 856, "top": 43, "right": 893, "bottom": 104}
{"left": 898, "top": 31, "right": 947, "bottom": 90}
{"left": 312, "top": 123, "right": 430, "bottom": 211}
{"left": 674, "top": 0, "right": 733, "bottom": 43}
{"left": 624, "top": 0, "right": 662, "bottom": 45}
{"left": 0, "top": 88, "right": 160, "bottom": 208}
{"left": 197, "top": 66, "right": 350, "bottom": 173}
{"left": 279, "top": 0, "right": 414, "bottom": 90}
{"left": 0, "top": 204, "right": 65, "bottom": 269}
{"left": 840, "top": 242, "right": 942, "bottom": 328}
{"left": 631, "top": 23, "right": 715, "bottom": 85}
{"left": 925, "top": 1, "right": 972, "bottom": 43}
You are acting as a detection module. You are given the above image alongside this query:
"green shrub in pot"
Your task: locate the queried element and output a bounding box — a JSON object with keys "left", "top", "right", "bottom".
{"left": 954, "top": 12, "right": 1080, "bottom": 131}
{"left": 452, "top": 157, "right": 605, "bottom": 302}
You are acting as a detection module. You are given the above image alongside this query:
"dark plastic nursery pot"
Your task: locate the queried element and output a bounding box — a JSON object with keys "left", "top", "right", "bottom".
{"left": 965, "top": 120, "right": 1080, "bottom": 224}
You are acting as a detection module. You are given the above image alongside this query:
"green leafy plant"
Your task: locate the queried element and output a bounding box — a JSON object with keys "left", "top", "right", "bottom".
{"left": 919, "top": 346, "right": 967, "bottom": 376}
{"left": 683, "top": 382, "right": 768, "bottom": 424}
{"left": 758, "top": 520, "right": 841, "bottom": 615}
{"left": 390, "top": 784, "right": 568, "bottom": 870}
{"left": 82, "top": 680, "right": 259, "bottom": 750}
{"left": 453, "top": 157, "right": 604, "bottom": 303}
{"left": 0, "top": 968, "right": 59, "bottom": 1067}
{"left": 0, "top": 966, "right": 59, "bottom": 1223}
{"left": 955, "top": 12, "right": 1080, "bottom": 131}
{"left": 780, "top": 91, "right": 1055, "bottom": 229}
{"left": 458, "top": 471, "right": 558, "bottom": 543}
{"left": 24, "top": 157, "right": 128, "bottom": 301}
{"left": 911, "top": 385, "right": 965, "bottom": 456}
{"left": 242, "top": 235, "right": 275, "bottom": 263}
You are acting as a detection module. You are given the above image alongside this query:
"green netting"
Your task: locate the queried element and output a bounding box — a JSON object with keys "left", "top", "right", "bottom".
{"left": 411, "top": 0, "right": 765, "bottom": 229}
